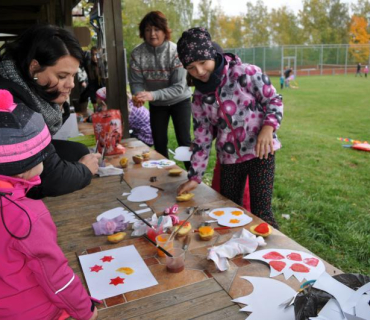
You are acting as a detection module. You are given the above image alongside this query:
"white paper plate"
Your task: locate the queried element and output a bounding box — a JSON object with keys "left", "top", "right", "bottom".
{"left": 208, "top": 207, "right": 245, "bottom": 219}
{"left": 217, "top": 214, "right": 252, "bottom": 227}
{"left": 173, "top": 146, "right": 192, "bottom": 161}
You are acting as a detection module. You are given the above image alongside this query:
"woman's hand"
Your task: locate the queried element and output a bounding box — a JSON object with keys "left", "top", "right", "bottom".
{"left": 256, "top": 125, "right": 274, "bottom": 159}
{"left": 79, "top": 153, "right": 102, "bottom": 175}
{"left": 177, "top": 180, "right": 198, "bottom": 195}
{"left": 135, "top": 91, "right": 153, "bottom": 103}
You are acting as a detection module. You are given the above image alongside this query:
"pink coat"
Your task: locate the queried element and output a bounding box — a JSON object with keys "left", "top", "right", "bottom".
{"left": 0, "top": 175, "right": 94, "bottom": 320}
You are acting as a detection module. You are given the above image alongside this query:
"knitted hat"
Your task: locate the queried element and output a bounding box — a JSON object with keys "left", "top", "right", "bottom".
{"left": 96, "top": 87, "right": 106, "bottom": 101}
{"left": 177, "top": 27, "right": 217, "bottom": 68}
{"left": 0, "top": 90, "right": 51, "bottom": 176}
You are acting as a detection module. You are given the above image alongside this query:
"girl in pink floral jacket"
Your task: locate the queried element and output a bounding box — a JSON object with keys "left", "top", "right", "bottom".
{"left": 177, "top": 28, "right": 283, "bottom": 228}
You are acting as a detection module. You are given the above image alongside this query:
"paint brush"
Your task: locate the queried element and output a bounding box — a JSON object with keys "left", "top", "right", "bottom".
{"left": 116, "top": 198, "right": 155, "bottom": 230}
{"left": 94, "top": 140, "right": 99, "bottom": 153}
{"left": 168, "top": 207, "right": 197, "bottom": 242}
{"left": 150, "top": 185, "right": 164, "bottom": 191}
{"left": 143, "top": 234, "right": 173, "bottom": 257}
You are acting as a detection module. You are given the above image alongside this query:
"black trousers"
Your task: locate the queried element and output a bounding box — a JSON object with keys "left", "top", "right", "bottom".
{"left": 220, "top": 154, "right": 278, "bottom": 228}
{"left": 149, "top": 98, "right": 192, "bottom": 169}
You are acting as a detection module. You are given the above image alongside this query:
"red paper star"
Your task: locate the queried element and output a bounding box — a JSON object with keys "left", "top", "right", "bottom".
{"left": 90, "top": 265, "right": 103, "bottom": 273}
{"left": 101, "top": 255, "right": 114, "bottom": 262}
{"left": 109, "top": 276, "right": 125, "bottom": 286}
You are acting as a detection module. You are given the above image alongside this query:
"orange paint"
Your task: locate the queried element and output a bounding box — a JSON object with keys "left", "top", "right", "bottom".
{"left": 229, "top": 219, "right": 240, "bottom": 224}
{"left": 213, "top": 211, "right": 225, "bottom": 216}
{"left": 231, "top": 211, "right": 243, "bottom": 216}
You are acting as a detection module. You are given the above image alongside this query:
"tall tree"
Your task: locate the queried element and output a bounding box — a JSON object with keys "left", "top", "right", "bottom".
{"left": 216, "top": 14, "right": 247, "bottom": 48}
{"left": 349, "top": 15, "right": 370, "bottom": 63}
{"left": 270, "top": 6, "right": 303, "bottom": 45}
{"left": 244, "top": 0, "right": 270, "bottom": 46}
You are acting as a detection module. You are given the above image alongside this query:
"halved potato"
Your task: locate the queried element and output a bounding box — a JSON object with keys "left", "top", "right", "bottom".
{"left": 176, "top": 193, "right": 194, "bottom": 202}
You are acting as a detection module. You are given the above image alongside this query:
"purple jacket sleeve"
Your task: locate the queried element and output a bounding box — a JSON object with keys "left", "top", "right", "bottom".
{"left": 15, "top": 211, "right": 94, "bottom": 320}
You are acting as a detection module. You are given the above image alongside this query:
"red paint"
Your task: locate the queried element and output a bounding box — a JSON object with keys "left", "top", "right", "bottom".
{"left": 263, "top": 251, "right": 285, "bottom": 260}
{"left": 255, "top": 223, "right": 269, "bottom": 234}
{"left": 290, "top": 263, "right": 310, "bottom": 273}
{"left": 110, "top": 276, "right": 125, "bottom": 286}
{"left": 90, "top": 265, "right": 103, "bottom": 273}
{"left": 303, "top": 257, "right": 319, "bottom": 267}
{"left": 269, "top": 260, "right": 286, "bottom": 272}
{"left": 287, "top": 252, "right": 302, "bottom": 261}
{"left": 101, "top": 255, "right": 114, "bottom": 262}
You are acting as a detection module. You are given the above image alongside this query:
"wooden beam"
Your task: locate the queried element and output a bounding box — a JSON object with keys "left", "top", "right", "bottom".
{"left": 104, "top": 0, "right": 130, "bottom": 138}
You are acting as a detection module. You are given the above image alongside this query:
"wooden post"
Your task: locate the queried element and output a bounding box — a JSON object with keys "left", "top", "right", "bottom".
{"left": 104, "top": 0, "right": 129, "bottom": 138}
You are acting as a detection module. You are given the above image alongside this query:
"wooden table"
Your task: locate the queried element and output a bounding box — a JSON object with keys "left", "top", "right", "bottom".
{"left": 44, "top": 137, "right": 341, "bottom": 319}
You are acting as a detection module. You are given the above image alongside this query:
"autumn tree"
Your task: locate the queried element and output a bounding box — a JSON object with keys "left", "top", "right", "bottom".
{"left": 244, "top": 0, "right": 270, "bottom": 46}
{"left": 349, "top": 15, "right": 370, "bottom": 63}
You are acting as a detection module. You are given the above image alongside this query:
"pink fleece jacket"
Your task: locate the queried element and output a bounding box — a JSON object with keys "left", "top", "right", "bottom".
{"left": 0, "top": 175, "right": 94, "bottom": 320}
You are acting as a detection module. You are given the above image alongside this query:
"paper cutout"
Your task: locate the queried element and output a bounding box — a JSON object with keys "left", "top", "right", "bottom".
{"left": 90, "top": 265, "right": 103, "bottom": 273}
{"left": 97, "top": 207, "right": 138, "bottom": 224}
{"left": 127, "top": 186, "right": 158, "bottom": 202}
{"left": 79, "top": 245, "right": 158, "bottom": 299}
{"left": 139, "top": 203, "right": 148, "bottom": 207}
{"left": 142, "top": 159, "right": 175, "bottom": 168}
{"left": 208, "top": 207, "right": 252, "bottom": 227}
{"left": 135, "top": 208, "right": 152, "bottom": 214}
{"left": 232, "top": 276, "right": 295, "bottom": 320}
{"left": 309, "top": 272, "right": 370, "bottom": 320}
{"left": 244, "top": 249, "right": 325, "bottom": 282}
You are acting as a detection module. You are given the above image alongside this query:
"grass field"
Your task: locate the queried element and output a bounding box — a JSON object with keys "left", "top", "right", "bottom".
{"left": 166, "top": 74, "right": 370, "bottom": 275}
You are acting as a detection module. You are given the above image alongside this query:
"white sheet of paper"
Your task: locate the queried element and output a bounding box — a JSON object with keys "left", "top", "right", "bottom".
{"left": 208, "top": 207, "right": 252, "bottom": 227}
{"left": 232, "top": 276, "right": 295, "bottom": 320}
{"left": 122, "top": 192, "right": 130, "bottom": 196}
{"left": 97, "top": 207, "right": 137, "bottom": 223}
{"left": 139, "top": 204, "right": 148, "bottom": 207}
{"left": 141, "top": 160, "right": 175, "bottom": 168}
{"left": 135, "top": 208, "right": 151, "bottom": 214}
{"left": 244, "top": 249, "right": 325, "bottom": 282}
{"left": 53, "top": 113, "right": 79, "bottom": 140}
{"left": 127, "top": 186, "right": 158, "bottom": 202}
{"left": 79, "top": 245, "right": 158, "bottom": 300}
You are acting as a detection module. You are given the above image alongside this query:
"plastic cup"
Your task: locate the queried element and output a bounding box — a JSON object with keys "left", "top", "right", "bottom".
{"left": 155, "top": 234, "right": 173, "bottom": 258}
{"left": 147, "top": 224, "right": 163, "bottom": 242}
{"left": 166, "top": 248, "right": 185, "bottom": 273}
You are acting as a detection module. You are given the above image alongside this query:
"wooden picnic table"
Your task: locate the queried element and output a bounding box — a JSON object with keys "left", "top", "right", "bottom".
{"left": 44, "top": 136, "right": 341, "bottom": 319}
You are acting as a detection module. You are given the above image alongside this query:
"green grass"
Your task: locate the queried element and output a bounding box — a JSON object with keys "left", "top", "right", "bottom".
{"left": 166, "top": 74, "right": 370, "bottom": 275}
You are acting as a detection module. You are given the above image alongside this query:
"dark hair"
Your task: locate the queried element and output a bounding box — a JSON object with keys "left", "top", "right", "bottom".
{"left": 0, "top": 24, "right": 83, "bottom": 101}
{"left": 139, "top": 11, "right": 171, "bottom": 41}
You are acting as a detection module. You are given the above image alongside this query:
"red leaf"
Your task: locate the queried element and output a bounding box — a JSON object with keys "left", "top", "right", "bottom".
{"left": 269, "top": 260, "right": 286, "bottom": 272}
{"left": 263, "top": 251, "right": 285, "bottom": 260}
{"left": 290, "top": 263, "right": 310, "bottom": 273}
{"left": 287, "top": 253, "right": 302, "bottom": 261}
{"left": 303, "top": 258, "right": 319, "bottom": 267}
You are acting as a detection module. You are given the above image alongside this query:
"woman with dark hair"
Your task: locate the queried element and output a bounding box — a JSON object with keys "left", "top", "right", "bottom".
{"left": 0, "top": 24, "right": 101, "bottom": 198}
{"left": 129, "top": 11, "right": 192, "bottom": 168}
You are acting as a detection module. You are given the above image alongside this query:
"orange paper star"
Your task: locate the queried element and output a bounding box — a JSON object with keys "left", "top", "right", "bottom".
{"left": 109, "top": 276, "right": 125, "bottom": 286}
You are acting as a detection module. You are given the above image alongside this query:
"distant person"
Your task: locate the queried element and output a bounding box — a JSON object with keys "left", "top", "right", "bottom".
{"left": 280, "top": 72, "right": 285, "bottom": 90}
{"left": 79, "top": 47, "right": 106, "bottom": 111}
{"left": 0, "top": 90, "right": 98, "bottom": 320}
{"left": 364, "top": 65, "right": 368, "bottom": 78}
{"left": 177, "top": 27, "right": 283, "bottom": 228}
{"left": 129, "top": 11, "right": 192, "bottom": 168}
{"left": 356, "top": 63, "right": 362, "bottom": 77}
{"left": 284, "top": 67, "right": 292, "bottom": 87}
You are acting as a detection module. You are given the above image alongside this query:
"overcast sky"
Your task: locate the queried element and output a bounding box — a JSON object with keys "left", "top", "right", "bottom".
{"left": 192, "top": 0, "right": 354, "bottom": 16}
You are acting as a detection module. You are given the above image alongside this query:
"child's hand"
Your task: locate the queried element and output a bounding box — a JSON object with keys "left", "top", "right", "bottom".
{"left": 132, "top": 95, "right": 144, "bottom": 107}
{"left": 256, "top": 125, "right": 274, "bottom": 159}
{"left": 177, "top": 180, "right": 198, "bottom": 195}
{"left": 135, "top": 91, "right": 153, "bottom": 104}
{"left": 89, "top": 307, "right": 98, "bottom": 320}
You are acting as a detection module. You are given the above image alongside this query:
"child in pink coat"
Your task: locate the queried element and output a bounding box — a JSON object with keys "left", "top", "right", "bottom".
{"left": 0, "top": 90, "right": 98, "bottom": 320}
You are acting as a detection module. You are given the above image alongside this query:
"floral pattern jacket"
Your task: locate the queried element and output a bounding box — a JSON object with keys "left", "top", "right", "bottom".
{"left": 188, "top": 54, "right": 283, "bottom": 183}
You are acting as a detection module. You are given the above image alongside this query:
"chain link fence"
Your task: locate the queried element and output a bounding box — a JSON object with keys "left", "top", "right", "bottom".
{"left": 226, "top": 44, "right": 370, "bottom": 77}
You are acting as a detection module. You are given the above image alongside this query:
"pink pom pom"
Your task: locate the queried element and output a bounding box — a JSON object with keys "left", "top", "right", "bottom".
{"left": 0, "top": 90, "right": 16, "bottom": 112}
